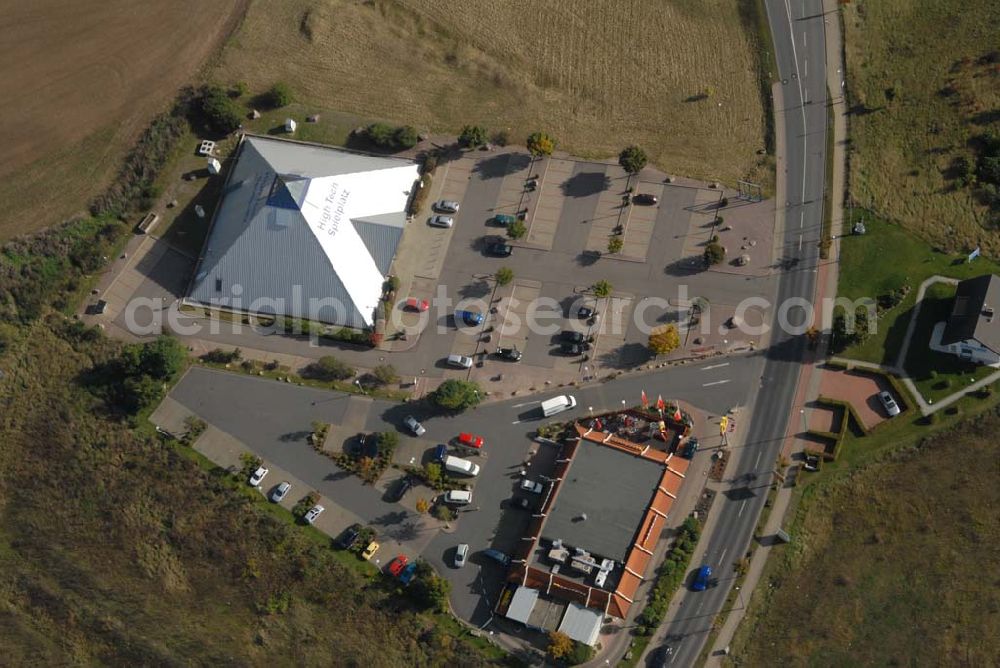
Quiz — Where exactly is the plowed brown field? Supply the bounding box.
[0,0,247,240]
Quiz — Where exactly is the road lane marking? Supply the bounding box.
[799,210,804,228]
[755,451,763,468]
[703,379,731,387]
[804,58,808,78]
[798,234,803,250]
[719,547,728,564]
[511,401,534,408]
[738,500,748,517]
[802,31,807,48]
[701,362,730,371]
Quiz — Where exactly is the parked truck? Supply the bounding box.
[444,455,480,477]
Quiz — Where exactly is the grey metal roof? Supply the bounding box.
[505,586,539,624]
[542,441,663,563]
[942,274,1000,354]
[558,602,603,646]
[188,135,419,328]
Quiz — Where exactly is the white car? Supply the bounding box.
[520,479,544,494]
[434,200,460,213]
[877,391,900,417]
[404,415,426,436]
[249,466,269,487]
[270,481,291,503]
[455,543,470,567]
[304,505,325,524]
[429,215,454,228]
[443,489,472,506]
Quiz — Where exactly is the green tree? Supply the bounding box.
[526,131,556,158]
[125,335,186,380]
[372,364,399,386]
[495,267,514,286]
[431,379,482,411]
[607,236,624,254]
[198,84,242,134]
[410,560,451,611]
[365,122,395,147]
[649,325,680,355]
[239,452,262,478]
[547,631,574,660]
[121,375,163,413]
[393,125,419,149]
[566,641,596,665]
[618,145,648,175]
[507,219,527,240]
[704,241,726,265]
[304,355,355,381]
[458,125,488,148]
[264,82,293,108]
[423,462,443,486]
[376,431,399,456]
[592,280,613,298]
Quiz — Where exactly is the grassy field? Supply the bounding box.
[0,320,502,666]
[842,0,1000,253]
[212,0,772,187]
[729,404,1000,665]
[836,209,1000,367]
[0,0,247,241]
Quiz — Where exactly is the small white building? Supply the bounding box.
[284,118,297,133]
[207,158,222,175]
[198,140,216,156]
[933,274,1000,367]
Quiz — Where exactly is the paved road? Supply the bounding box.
[653,1,830,665]
[170,356,761,626]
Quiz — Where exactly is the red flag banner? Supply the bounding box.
[641,390,649,408]
[656,395,666,411]
[673,405,682,422]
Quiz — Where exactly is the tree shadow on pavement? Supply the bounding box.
[561,170,611,198]
[473,152,531,180]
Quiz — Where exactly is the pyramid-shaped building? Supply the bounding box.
[187,135,420,329]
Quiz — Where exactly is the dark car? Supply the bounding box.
[681,437,699,459]
[577,305,596,319]
[561,330,586,343]
[388,476,415,502]
[335,524,362,550]
[495,347,522,362]
[691,565,712,591]
[509,497,532,512]
[559,342,586,355]
[433,443,448,462]
[481,548,511,567]
[487,241,513,257]
[633,193,659,205]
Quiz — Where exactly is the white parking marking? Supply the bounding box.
[701,362,730,371]
[703,379,731,387]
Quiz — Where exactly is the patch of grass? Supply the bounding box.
[843,0,1000,254]
[729,404,1000,665]
[836,209,1000,365]
[213,0,771,187]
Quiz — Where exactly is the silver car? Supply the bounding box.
[270,481,291,503]
[877,391,900,417]
[404,415,426,436]
[434,200,460,213]
[455,543,469,567]
[429,215,454,228]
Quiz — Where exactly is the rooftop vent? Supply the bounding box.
[984,306,995,322]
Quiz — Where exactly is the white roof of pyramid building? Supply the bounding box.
[187,135,420,328]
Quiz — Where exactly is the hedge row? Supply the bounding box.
[635,516,701,634]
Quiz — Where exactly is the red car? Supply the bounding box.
[405,297,429,312]
[457,432,484,449]
[388,554,409,577]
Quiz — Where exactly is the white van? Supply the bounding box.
[444,455,480,477]
[446,353,474,369]
[540,394,577,417]
[443,489,472,505]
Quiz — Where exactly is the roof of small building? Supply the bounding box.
[942,274,1000,354]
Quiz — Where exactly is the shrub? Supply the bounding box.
[458,125,488,148]
[704,241,726,265]
[495,267,514,286]
[430,379,482,411]
[607,236,624,254]
[199,84,242,135]
[372,364,399,386]
[526,131,556,157]
[507,219,527,240]
[201,347,242,364]
[566,641,595,665]
[303,356,355,381]
[649,325,680,355]
[592,280,613,298]
[292,491,320,520]
[431,504,456,521]
[547,631,573,661]
[385,275,401,293]
[263,82,293,108]
[393,125,419,149]
[491,130,510,147]
[409,560,451,611]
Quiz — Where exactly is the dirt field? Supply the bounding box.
[0,0,248,241]
[212,0,769,186]
[843,0,1000,253]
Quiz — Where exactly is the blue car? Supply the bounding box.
[433,444,448,463]
[398,561,417,585]
[691,565,712,591]
[455,309,484,327]
[482,548,511,567]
